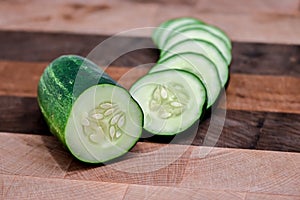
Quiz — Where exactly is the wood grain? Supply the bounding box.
[0,31,299,77]
[2,174,128,200]
[0,0,300,44]
[1,133,299,197]
[2,174,297,200]
[1,59,299,113]
[231,42,300,77]
[227,74,300,114]
[0,30,158,64]
[1,95,299,152]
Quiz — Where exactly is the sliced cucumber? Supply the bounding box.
[149,53,221,108]
[152,17,204,49]
[38,55,143,163]
[170,23,232,49]
[159,39,228,87]
[162,28,232,65]
[130,69,207,135]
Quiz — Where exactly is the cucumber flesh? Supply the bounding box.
[66,84,143,163]
[170,23,232,49]
[162,28,232,65]
[38,55,143,163]
[159,39,228,87]
[149,53,221,108]
[153,17,204,49]
[130,69,207,135]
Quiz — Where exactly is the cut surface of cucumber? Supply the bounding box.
[66,84,143,163]
[38,55,143,163]
[159,39,228,87]
[150,52,221,108]
[162,28,232,65]
[152,17,204,49]
[170,23,232,49]
[130,69,206,135]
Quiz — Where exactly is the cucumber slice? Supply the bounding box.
[38,55,143,163]
[170,23,232,49]
[159,39,228,87]
[162,28,232,65]
[149,53,221,108]
[130,69,207,136]
[152,17,204,49]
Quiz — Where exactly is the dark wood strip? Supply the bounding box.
[0,30,299,76]
[0,96,50,134]
[1,96,299,152]
[0,30,158,67]
[231,42,300,76]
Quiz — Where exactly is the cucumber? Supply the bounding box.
[170,23,232,49]
[38,55,143,163]
[152,17,204,49]
[162,28,232,65]
[149,52,221,108]
[130,69,207,135]
[159,39,229,87]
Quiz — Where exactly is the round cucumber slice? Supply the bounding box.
[170,23,232,49]
[149,52,221,108]
[38,55,143,163]
[162,28,232,65]
[159,39,229,87]
[66,84,143,163]
[130,69,207,136]
[152,17,204,49]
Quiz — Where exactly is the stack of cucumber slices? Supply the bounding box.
[130,17,232,136]
[37,17,231,164]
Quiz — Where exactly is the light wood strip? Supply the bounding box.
[1,61,299,114]
[1,133,299,196]
[2,174,298,200]
[2,174,128,200]
[0,0,300,44]
[194,0,299,15]
[0,174,297,200]
[124,184,246,200]
[0,132,72,178]
[245,193,298,200]
[125,184,300,200]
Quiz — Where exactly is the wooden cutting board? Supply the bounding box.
[1,1,300,199]
[0,30,299,200]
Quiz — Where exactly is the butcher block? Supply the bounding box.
[0,0,300,199]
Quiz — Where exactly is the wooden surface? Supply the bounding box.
[1,0,300,199]
[0,0,300,44]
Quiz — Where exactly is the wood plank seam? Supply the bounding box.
[121,185,130,200]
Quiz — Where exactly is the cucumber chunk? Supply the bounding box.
[162,28,232,65]
[160,39,229,87]
[38,55,143,163]
[152,17,204,49]
[130,69,207,136]
[150,52,221,108]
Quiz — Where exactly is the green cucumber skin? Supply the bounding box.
[152,17,205,47]
[37,55,117,146]
[162,27,232,65]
